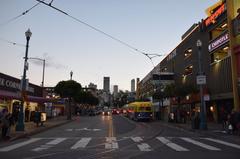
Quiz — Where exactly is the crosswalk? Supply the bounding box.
[0,136,240,152]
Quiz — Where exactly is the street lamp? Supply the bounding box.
[196,39,207,130]
[28,57,45,88]
[70,70,73,80]
[16,28,32,131]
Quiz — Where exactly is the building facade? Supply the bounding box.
[137,0,240,123]
[131,79,135,92]
[103,77,110,92]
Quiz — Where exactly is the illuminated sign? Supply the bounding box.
[208,32,229,52]
[205,3,226,27]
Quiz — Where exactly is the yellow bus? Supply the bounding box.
[128,102,153,121]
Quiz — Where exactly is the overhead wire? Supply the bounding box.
[0,1,42,27]
[35,0,164,67]
[0,37,25,47]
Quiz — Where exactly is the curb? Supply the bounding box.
[9,120,73,142]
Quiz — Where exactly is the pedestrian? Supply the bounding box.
[1,110,11,140]
[34,109,41,127]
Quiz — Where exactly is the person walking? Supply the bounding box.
[1,110,10,140]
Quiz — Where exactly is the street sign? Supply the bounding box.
[196,75,206,85]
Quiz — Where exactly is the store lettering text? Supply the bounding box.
[208,33,229,52]
[205,3,226,27]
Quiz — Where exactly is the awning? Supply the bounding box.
[0,90,50,103]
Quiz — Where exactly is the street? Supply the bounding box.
[0,115,239,159]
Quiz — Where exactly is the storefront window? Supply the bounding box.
[210,45,229,63]
[209,22,228,41]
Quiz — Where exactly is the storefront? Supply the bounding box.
[0,72,49,121]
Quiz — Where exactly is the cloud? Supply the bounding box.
[29,53,68,70]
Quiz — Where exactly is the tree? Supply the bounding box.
[55,80,82,120]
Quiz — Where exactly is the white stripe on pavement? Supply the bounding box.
[0,138,42,152]
[156,137,189,151]
[46,138,67,145]
[131,137,143,143]
[181,137,220,151]
[137,143,152,152]
[71,138,91,149]
[32,138,67,152]
[204,138,240,149]
[105,137,118,149]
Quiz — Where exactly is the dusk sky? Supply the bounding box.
[0,0,218,91]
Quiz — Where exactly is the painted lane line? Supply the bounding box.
[204,138,240,149]
[137,143,152,152]
[131,137,143,143]
[156,137,189,152]
[0,138,42,152]
[71,138,91,149]
[181,137,220,151]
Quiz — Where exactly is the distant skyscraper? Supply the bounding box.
[103,77,110,92]
[113,85,118,99]
[131,79,135,92]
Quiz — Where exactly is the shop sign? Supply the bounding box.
[0,77,34,93]
[205,3,226,27]
[208,33,229,52]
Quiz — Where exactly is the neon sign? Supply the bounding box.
[205,3,226,27]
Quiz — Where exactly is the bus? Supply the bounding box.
[127,102,153,121]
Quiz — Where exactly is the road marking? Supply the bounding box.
[71,138,91,149]
[137,143,152,151]
[156,137,189,151]
[105,137,118,149]
[32,138,67,152]
[204,138,240,149]
[46,138,67,145]
[181,137,220,151]
[131,137,143,143]
[0,138,42,152]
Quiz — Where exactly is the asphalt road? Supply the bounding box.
[0,115,239,159]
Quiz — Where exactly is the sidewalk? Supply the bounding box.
[0,116,72,142]
[156,120,240,142]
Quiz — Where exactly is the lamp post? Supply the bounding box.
[196,39,207,130]
[28,57,45,88]
[16,29,32,131]
[70,70,73,80]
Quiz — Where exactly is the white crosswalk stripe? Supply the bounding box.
[105,137,119,149]
[131,137,152,151]
[0,138,42,152]
[0,136,239,152]
[204,138,240,149]
[156,137,189,151]
[32,138,67,152]
[180,137,221,151]
[71,138,91,149]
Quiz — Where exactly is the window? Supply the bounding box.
[183,65,193,76]
[210,45,229,63]
[184,48,192,59]
[209,22,228,41]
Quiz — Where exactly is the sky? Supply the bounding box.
[0,0,219,91]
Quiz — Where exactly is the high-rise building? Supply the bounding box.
[103,77,110,92]
[113,85,118,99]
[131,79,135,92]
